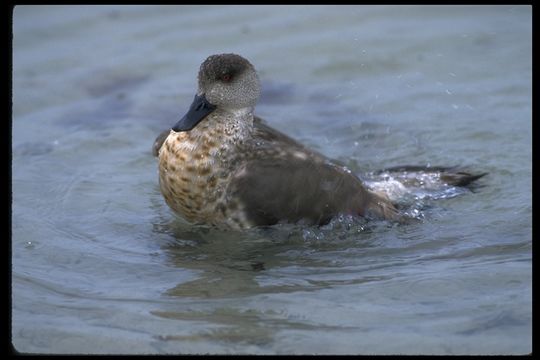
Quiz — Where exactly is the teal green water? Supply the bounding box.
[12,5,531,354]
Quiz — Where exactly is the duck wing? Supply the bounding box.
[152,129,170,157]
[227,120,400,226]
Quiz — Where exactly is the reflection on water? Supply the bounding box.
[157,218,384,299]
[12,5,531,355]
[149,217,397,349]
[147,210,531,353]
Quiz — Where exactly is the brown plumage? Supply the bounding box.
[154,54,485,229]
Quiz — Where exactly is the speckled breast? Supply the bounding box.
[158,130,224,225]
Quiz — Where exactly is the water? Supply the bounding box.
[12,5,531,354]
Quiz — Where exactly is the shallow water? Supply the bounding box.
[12,5,531,355]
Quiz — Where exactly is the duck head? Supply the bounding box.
[172,53,261,132]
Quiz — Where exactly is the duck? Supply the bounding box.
[153,53,486,229]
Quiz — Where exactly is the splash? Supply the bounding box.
[363,169,471,220]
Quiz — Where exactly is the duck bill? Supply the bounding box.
[172,94,217,132]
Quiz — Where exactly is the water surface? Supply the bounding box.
[12,5,531,354]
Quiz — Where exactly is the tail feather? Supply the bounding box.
[363,165,488,224]
[440,171,488,187]
[376,165,488,188]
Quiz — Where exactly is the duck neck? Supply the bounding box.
[204,107,255,142]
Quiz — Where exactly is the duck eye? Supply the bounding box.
[220,74,232,82]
